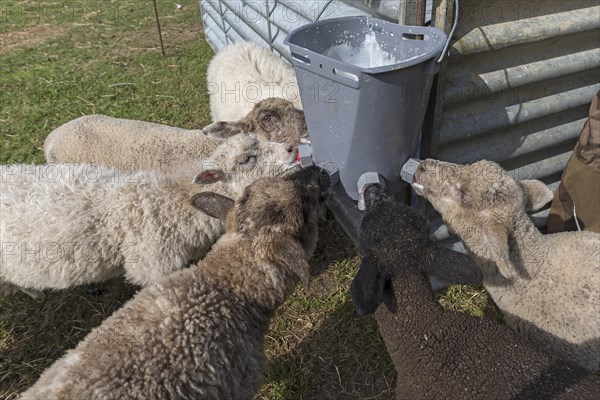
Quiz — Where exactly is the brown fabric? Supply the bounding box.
[547,152,600,232]
[547,91,600,233]
[576,91,600,169]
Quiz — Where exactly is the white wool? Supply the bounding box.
[1,135,297,295]
[207,42,302,122]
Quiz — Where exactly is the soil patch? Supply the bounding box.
[0,24,67,55]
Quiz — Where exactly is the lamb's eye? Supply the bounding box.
[262,115,271,122]
[240,155,257,166]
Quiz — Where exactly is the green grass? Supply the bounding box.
[0,2,500,399]
[0,279,139,397]
[0,0,212,164]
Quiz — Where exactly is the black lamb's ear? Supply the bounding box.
[281,242,311,290]
[427,244,483,285]
[350,260,387,315]
[190,192,234,220]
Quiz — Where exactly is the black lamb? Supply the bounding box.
[350,184,599,399]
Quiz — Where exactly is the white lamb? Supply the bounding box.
[0,134,298,297]
[207,41,301,122]
[44,97,307,176]
[44,114,221,174]
[413,158,600,370]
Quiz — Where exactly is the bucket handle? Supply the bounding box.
[289,49,363,89]
[436,0,459,64]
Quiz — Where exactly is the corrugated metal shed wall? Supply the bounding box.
[424,0,600,230]
[200,0,397,62]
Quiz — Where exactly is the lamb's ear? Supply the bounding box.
[427,244,482,285]
[520,180,553,212]
[193,169,225,185]
[202,121,251,138]
[281,242,310,290]
[190,192,234,220]
[350,260,387,315]
[481,223,514,279]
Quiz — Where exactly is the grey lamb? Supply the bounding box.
[20,166,329,400]
[1,134,297,297]
[44,98,308,174]
[351,184,599,399]
[413,158,600,370]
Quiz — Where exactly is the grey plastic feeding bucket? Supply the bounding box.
[284,16,447,204]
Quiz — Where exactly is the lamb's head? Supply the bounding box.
[202,98,309,146]
[413,159,553,279]
[190,166,329,288]
[351,183,481,315]
[233,166,328,245]
[285,165,331,257]
[359,184,431,268]
[193,133,299,198]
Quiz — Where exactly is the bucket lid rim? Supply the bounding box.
[284,15,448,44]
[284,16,447,73]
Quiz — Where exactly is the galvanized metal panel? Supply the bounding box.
[452,2,600,55]
[438,69,600,145]
[432,0,600,158]
[422,0,600,237]
[444,30,600,103]
[219,0,271,44]
[199,0,398,62]
[437,106,588,162]
[201,0,228,49]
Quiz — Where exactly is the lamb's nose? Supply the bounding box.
[286,144,294,153]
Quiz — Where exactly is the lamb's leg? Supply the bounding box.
[20,288,46,301]
[0,280,45,300]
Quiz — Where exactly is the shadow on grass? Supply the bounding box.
[309,215,358,279]
[258,216,509,400]
[258,216,396,400]
[262,301,396,400]
[0,278,138,398]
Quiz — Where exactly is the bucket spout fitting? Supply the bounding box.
[319,161,340,187]
[400,158,422,184]
[298,143,314,168]
[357,172,386,211]
[298,143,340,188]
